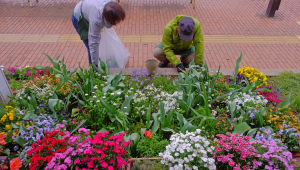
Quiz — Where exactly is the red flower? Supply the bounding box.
[144,130,152,138]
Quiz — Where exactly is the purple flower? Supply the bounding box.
[250,112,255,119]
[14,146,19,151]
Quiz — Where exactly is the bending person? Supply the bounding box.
[153,15,204,72]
[72,0,126,68]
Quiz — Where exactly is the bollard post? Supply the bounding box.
[266,0,282,17]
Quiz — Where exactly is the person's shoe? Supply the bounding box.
[183,63,189,68]
[158,61,170,68]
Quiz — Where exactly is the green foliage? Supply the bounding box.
[9,79,22,91]
[136,134,169,158]
[268,71,300,112]
[131,159,167,170]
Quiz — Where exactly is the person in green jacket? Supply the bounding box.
[153,15,204,72]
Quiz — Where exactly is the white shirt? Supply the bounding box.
[74,0,115,65]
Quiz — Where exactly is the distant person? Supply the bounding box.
[72,0,126,68]
[153,15,204,72]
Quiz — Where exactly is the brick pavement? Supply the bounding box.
[0,0,300,69]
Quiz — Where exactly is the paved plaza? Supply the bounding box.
[0,0,300,69]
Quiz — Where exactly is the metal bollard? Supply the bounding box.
[266,0,282,17]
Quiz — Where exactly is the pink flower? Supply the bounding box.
[108,166,113,170]
[229,160,236,166]
[57,124,65,128]
[101,162,108,168]
[226,132,231,136]
[109,159,114,164]
[217,148,222,152]
[78,128,88,133]
[87,161,94,168]
[123,141,132,147]
[74,159,80,164]
[64,156,71,164]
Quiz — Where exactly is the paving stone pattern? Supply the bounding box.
[0,0,300,69]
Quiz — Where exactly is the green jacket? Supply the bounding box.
[162,15,204,66]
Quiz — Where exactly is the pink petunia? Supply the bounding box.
[101,162,108,168]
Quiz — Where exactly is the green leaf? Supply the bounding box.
[210,87,244,103]
[181,120,194,133]
[151,113,160,134]
[161,110,173,128]
[71,108,79,117]
[100,98,117,114]
[146,105,152,129]
[247,128,258,137]
[14,134,26,148]
[130,133,140,146]
[121,95,134,114]
[140,128,146,138]
[159,101,165,125]
[48,99,59,112]
[1,148,10,156]
[162,127,175,133]
[70,120,86,135]
[233,51,242,83]
[176,111,184,128]
[276,93,292,110]
[11,123,19,129]
[232,122,251,135]
[229,102,236,118]
[112,72,123,87]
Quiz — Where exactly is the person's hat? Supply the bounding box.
[178,17,195,41]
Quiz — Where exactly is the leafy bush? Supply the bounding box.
[136,134,168,158]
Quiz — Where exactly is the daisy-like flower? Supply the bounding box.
[96,100,100,102]
[101,84,104,86]
[104,93,107,95]
[85,94,88,96]
[113,103,117,106]
[103,97,106,99]
[111,93,114,95]
[93,96,96,98]
[177,108,180,110]
[117,92,121,95]
[124,107,127,109]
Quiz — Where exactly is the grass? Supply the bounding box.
[268,71,300,113]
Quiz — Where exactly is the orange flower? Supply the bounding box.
[144,130,152,138]
[10,158,22,170]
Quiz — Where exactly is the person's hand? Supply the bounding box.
[176,63,186,73]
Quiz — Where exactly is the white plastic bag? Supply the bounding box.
[98,27,130,68]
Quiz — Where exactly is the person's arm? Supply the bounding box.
[162,28,181,67]
[88,21,103,65]
[193,24,204,66]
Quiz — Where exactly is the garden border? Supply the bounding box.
[2,66,300,76]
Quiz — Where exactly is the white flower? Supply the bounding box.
[124,107,127,109]
[101,84,104,86]
[125,112,129,115]
[28,96,31,100]
[93,96,96,98]
[111,93,114,95]
[113,103,117,106]
[104,93,106,95]
[117,92,121,95]
[90,101,93,103]
[85,94,88,96]
[96,100,100,102]
[94,86,97,89]
[103,97,105,99]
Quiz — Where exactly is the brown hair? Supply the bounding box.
[103,2,126,25]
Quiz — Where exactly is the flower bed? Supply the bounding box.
[0,53,299,170]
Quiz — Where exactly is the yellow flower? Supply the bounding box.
[9,116,14,121]
[26,125,29,128]
[16,122,20,125]
[5,125,11,130]
[13,132,16,135]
